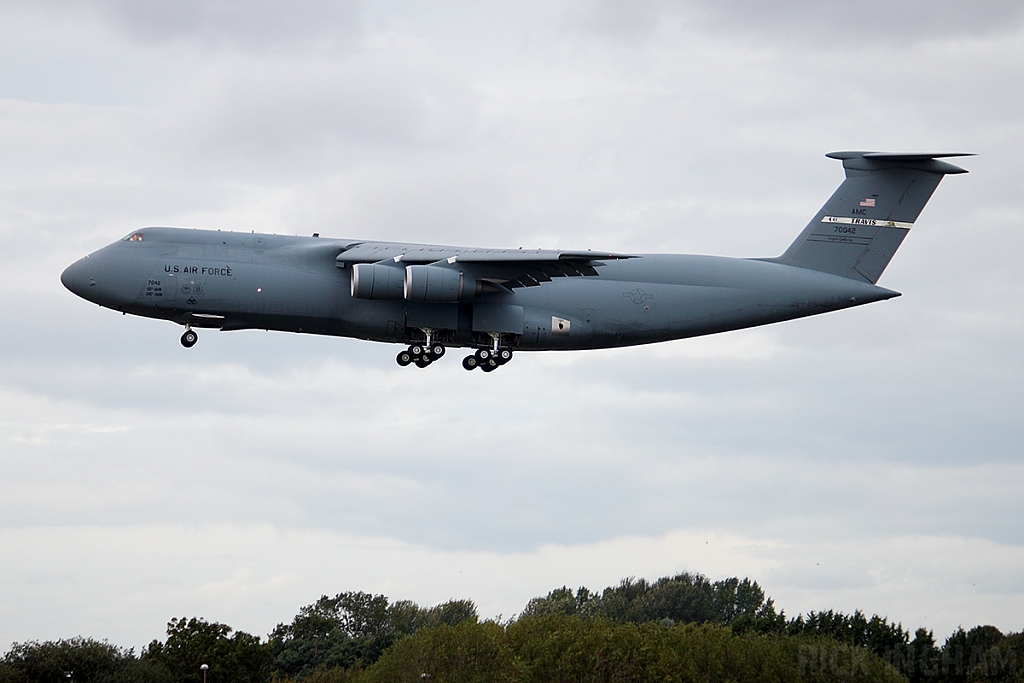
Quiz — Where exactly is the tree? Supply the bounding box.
[785,610,908,657]
[268,592,478,679]
[360,621,514,683]
[142,617,268,683]
[0,637,170,683]
[942,625,1018,682]
[904,627,940,683]
[519,587,595,619]
[519,572,780,630]
[972,631,1024,682]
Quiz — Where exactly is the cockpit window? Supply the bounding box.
[123,232,145,242]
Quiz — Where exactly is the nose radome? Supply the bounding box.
[61,258,95,299]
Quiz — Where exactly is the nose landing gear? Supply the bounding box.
[180,327,198,348]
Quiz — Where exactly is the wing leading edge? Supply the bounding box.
[336,243,635,289]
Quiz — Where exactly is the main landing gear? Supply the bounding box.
[395,329,514,372]
[180,327,198,348]
[396,342,446,368]
[461,347,513,372]
[462,333,513,372]
[397,327,448,368]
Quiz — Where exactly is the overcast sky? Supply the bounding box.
[1,0,1023,651]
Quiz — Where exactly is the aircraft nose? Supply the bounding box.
[61,257,96,299]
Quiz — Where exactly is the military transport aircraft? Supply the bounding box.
[61,151,969,372]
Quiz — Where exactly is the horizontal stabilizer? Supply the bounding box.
[825,150,973,174]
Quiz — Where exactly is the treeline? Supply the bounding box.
[1,572,1021,683]
[521,575,1023,682]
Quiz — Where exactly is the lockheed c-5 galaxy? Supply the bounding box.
[62,151,968,372]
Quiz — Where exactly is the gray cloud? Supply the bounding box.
[696,0,1024,40]
[565,0,1024,43]
[61,0,364,51]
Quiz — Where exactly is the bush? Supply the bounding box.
[0,637,170,683]
[345,614,906,683]
[359,621,515,683]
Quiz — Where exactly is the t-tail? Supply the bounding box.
[772,151,971,283]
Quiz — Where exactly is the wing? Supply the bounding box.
[336,242,635,289]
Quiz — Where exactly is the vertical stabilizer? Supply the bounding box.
[773,152,970,283]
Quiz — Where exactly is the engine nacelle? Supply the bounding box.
[404,265,476,303]
[350,263,405,300]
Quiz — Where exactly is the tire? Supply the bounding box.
[497,349,513,364]
[430,344,446,359]
[481,360,497,372]
[415,358,431,368]
[410,344,424,357]
[181,330,198,348]
[476,348,491,362]
[397,351,412,366]
[462,355,478,371]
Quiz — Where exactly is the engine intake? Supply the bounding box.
[351,263,405,300]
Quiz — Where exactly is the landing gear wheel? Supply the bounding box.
[496,348,513,365]
[397,351,413,367]
[481,360,497,372]
[410,344,424,357]
[429,343,446,359]
[462,355,478,371]
[475,349,491,362]
[415,359,431,368]
[181,329,198,348]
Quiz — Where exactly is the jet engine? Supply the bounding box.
[350,263,405,300]
[404,265,477,303]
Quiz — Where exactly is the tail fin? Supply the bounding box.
[772,152,971,283]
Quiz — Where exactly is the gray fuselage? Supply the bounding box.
[60,227,898,352]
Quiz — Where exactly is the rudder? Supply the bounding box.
[773,152,970,283]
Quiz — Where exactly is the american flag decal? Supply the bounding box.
[860,198,876,207]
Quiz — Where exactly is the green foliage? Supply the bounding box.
[923,625,1024,683]
[786,610,909,658]
[349,615,905,683]
[518,587,592,618]
[273,667,366,683]
[788,635,909,683]
[520,572,782,632]
[773,610,1020,682]
[359,621,515,683]
[970,631,1023,682]
[93,658,174,683]
[0,637,170,683]
[267,592,478,679]
[508,615,786,683]
[5,571,1023,683]
[142,617,269,683]
[894,627,940,683]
